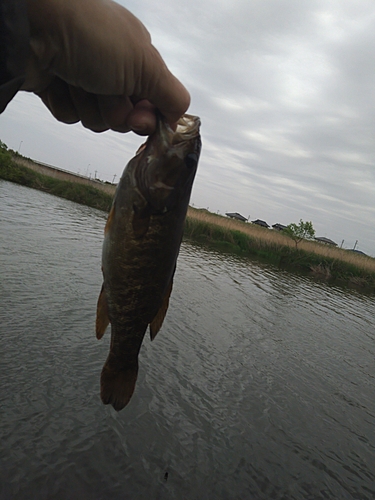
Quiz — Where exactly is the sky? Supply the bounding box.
[1,0,375,256]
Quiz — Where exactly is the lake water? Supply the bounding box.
[1,180,374,500]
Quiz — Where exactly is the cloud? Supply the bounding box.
[1,0,375,255]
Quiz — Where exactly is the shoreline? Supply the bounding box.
[0,150,114,212]
[1,149,375,294]
[184,207,375,293]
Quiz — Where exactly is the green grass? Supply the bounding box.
[184,210,375,293]
[0,157,113,212]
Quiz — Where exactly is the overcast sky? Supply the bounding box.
[1,0,375,255]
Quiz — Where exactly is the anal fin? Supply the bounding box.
[96,284,110,339]
[149,277,174,341]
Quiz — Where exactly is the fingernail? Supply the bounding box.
[131,125,150,136]
[131,123,146,132]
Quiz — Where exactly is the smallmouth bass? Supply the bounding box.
[96,114,201,411]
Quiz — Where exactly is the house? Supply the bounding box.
[225,212,248,222]
[272,223,287,231]
[252,219,269,228]
[314,236,337,246]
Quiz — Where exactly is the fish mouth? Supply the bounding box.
[136,113,200,166]
[157,114,201,148]
[135,114,200,159]
[174,114,201,142]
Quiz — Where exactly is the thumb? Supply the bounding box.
[140,47,190,126]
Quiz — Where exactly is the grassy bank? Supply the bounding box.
[0,150,113,212]
[185,207,375,292]
[1,145,375,293]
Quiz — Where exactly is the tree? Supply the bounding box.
[284,219,315,249]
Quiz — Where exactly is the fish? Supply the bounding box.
[95,114,201,411]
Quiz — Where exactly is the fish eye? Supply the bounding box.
[185,153,198,169]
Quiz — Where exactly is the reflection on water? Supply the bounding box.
[1,181,374,499]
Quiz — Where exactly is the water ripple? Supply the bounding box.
[1,181,375,499]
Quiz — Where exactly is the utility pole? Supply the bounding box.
[18,140,23,153]
[94,170,97,180]
[353,240,358,251]
[112,174,117,184]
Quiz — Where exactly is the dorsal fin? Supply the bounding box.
[149,276,174,341]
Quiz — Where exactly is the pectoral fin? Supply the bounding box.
[96,284,110,339]
[149,277,174,341]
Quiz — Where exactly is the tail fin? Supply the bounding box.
[100,355,138,412]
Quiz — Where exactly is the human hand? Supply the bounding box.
[22,0,190,135]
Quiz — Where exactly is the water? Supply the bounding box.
[1,180,374,499]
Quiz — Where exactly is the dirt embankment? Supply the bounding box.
[12,156,117,196]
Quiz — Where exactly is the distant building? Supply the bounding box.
[314,236,337,246]
[272,223,287,231]
[225,212,248,222]
[252,219,269,228]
